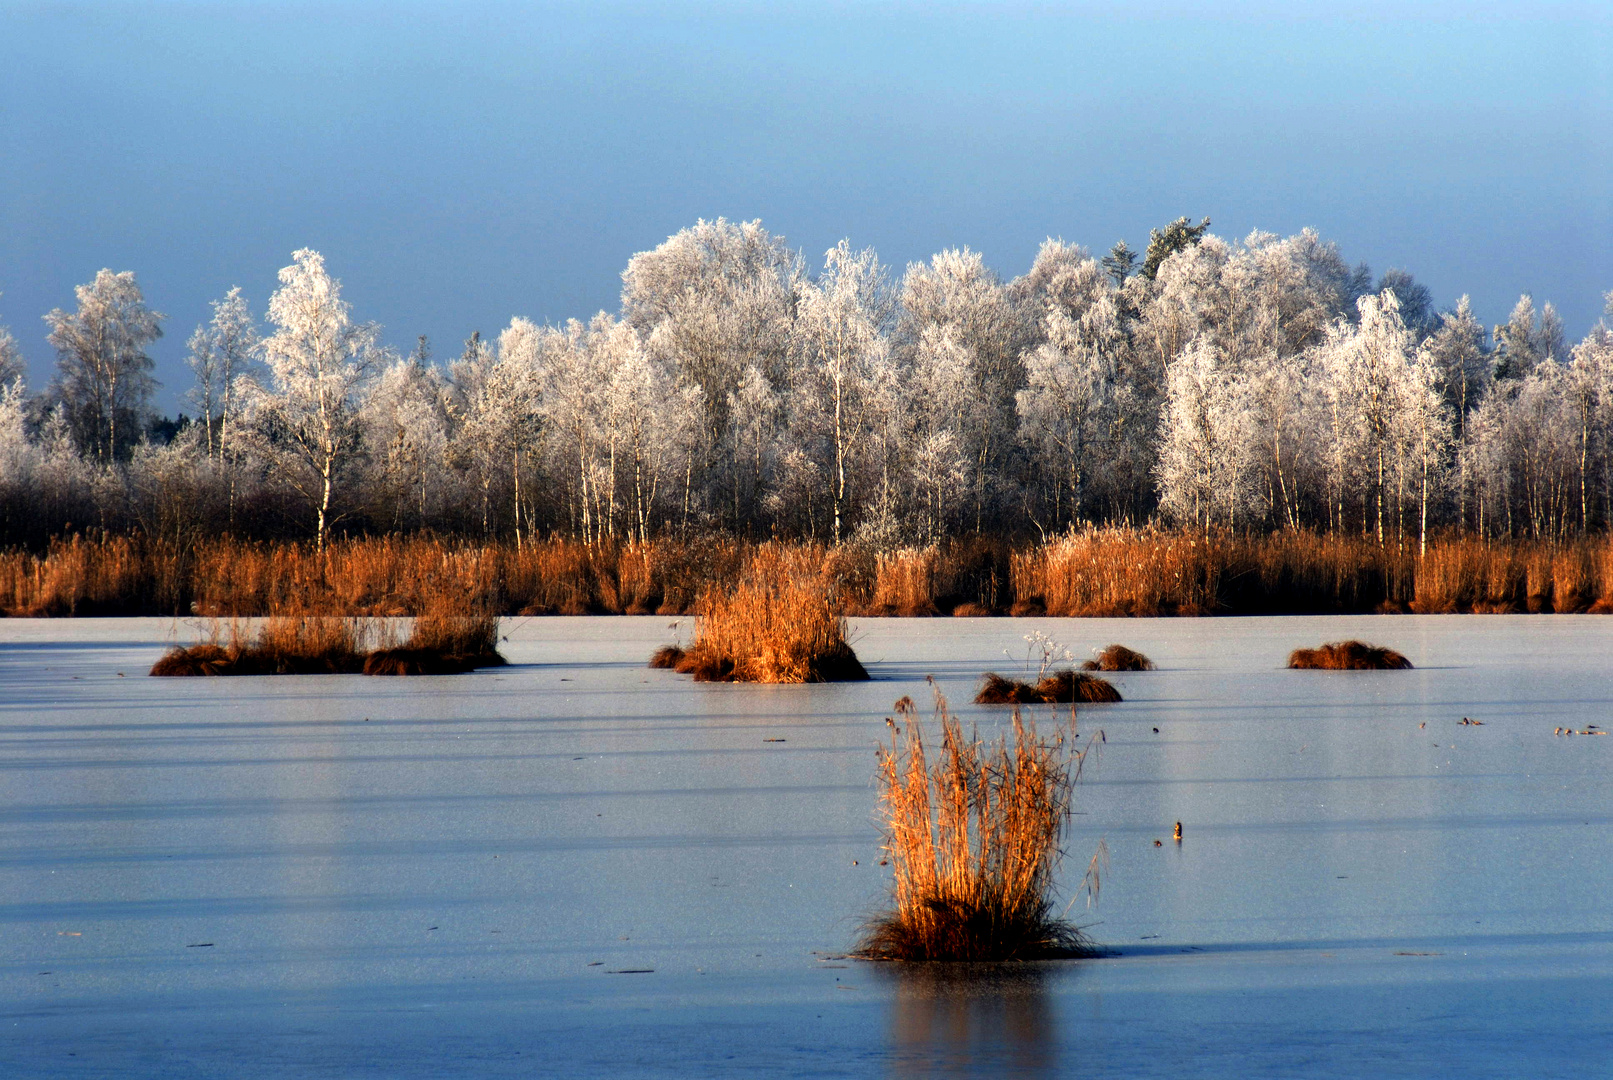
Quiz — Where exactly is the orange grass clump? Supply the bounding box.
[151,593,506,678]
[976,670,1121,705]
[656,549,867,682]
[362,605,506,676]
[1286,640,1412,670]
[647,645,685,669]
[1081,644,1154,672]
[857,692,1099,962]
[151,615,369,676]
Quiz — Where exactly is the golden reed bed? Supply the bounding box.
[6,530,1613,619]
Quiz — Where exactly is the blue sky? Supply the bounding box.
[2,1,1610,411]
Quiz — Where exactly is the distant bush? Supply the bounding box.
[1081,644,1155,672]
[1287,640,1412,670]
[976,670,1121,704]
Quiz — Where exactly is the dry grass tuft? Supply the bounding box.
[1080,644,1155,672]
[857,691,1098,962]
[648,645,686,669]
[149,642,233,677]
[657,547,867,683]
[363,604,506,676]
[151,591,505,678]
[1287,640,1412,670]
[151,615,368,676]
[975,670,1122,705]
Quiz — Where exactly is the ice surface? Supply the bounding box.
[3,614,1611,1077]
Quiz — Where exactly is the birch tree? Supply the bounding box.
[0,304,23,389]
[184,288,258,461]
[1566,324,1613,530]
[361,352,450,530]
[1155,337,1258,532]
[249,249,381,549]
[900,248,1027,529]
[904,326,976,539]
[621,218,799,529]
[1317,292,1416,542]
[43,270,164,461]
[794,240,894,543]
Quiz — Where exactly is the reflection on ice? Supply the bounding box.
[883,962,1064,1079]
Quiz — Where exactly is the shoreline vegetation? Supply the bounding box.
[9,529,1613,620]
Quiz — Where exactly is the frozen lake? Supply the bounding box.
[3,614,1612,1078]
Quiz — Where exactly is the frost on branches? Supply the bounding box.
[3,219,1612,548]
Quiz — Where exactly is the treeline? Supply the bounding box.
[1,218,1610,549]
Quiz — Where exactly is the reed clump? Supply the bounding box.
[647,645,685,669]
[654,547,868,683]
[975,671,1122,705]
[151,587,506,678]
[1286,640,1413,670]
[362,603,506,676]
[857,693,1096,962]
[151,615,369,676]
[1081,644,1154,672]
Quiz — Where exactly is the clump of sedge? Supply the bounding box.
[647,548,867,683]
[151,595,506,677]
[1287,640,1412,670]
[976,670,1121,705]
[648,645,685,669]
[1080,644,1155,672]
[857,690,1102,962]
[151,615,368,676]
[362,603,506,675]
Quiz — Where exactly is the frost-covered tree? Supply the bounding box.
[1155,337,1258,532]
[451,325,545,542]
[184,287,258,461]
[1394,344,1455,553]
[0,300,24,390]
[1315,292,1420,541]
[539,315,616,541]
[793,240,895,543]
[621,218,799,529]
[361,351,450,530]
[900,248,1027,529]
[904,326,975,539]
[1016,286,1126,526]
[600,324,691,543]
[1493,295,1566,381]
[245,249,381,548]
[1467,362,1580,538]
[1420,297,1489,427]
[43,269,164,461]
[1565,323,1613,530]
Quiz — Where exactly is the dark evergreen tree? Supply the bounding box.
[1140,217,1210,280]
[1101,240,1138,286]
